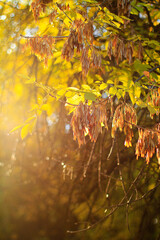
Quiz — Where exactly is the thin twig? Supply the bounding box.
[20,34,69,39]
[105,174,112,196]
[67,164,145,234]
[124,120,160,134]
[83,142,96,178]
[116,137,127,198]
[107,138,115,160]
[98,136,103,191]
[48,92,78,107]
[0,0,24,10]
[135,65,160,83]
[116,136,130,231]
[56,2,72,23]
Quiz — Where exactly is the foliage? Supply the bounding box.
[0,0,160,239]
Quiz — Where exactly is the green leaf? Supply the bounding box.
[136,99,147,108]
[121,16,131,21]
[130,8,139,15]
[134,5,143,12]
[117,89,124,99]
[84,92,96,101]
[112,21,121,28]
[147,40,160,47]
[134,60,150,73]
[113,14,124,24]
[127,80,134,89]
[148,105,156,115]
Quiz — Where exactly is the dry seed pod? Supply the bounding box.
[136,123,160,164]
[146,88,160,118]
[81,47,90,76]
[112,104,137,147]
[62,29,82,61]
[49,10,57,23]
[91,49,102,68]
[117,0,131,17]
[31,0,52,20]
[136,129,156,164]
[138,42,143,60]
[26,36,55,65]
[83,21,93,43]
[71,99,110,146]
[107,36,135,64]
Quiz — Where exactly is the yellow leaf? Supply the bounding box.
[63,17,71,28]
[21,120,37,140]
[76,12,85,21]
[9,124,23,134]
[82,84,91,90]
[25,78,35,84]
[25,116,36,123]
[21,124,30,140]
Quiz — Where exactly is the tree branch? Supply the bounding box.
[135,65,160,83]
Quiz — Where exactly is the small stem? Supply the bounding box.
[124,120,160,134]
[20,34,69,39]
[135,65,160,83]
[83,142,96,178]
[56,2,72,23]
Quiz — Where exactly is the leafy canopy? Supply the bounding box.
[1,0,160,238]
[6,0,160,164]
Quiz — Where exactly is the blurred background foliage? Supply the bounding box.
[0,0,160,239]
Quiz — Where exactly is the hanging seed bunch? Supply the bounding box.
[49,10,57,23]
[26,36,55,65]
[136,124,160,164]
[81,47,90,76]
[62,20,98,75]
[62,29,82,61]
[74,19,84,44]
[81,47,102,76]
[71,100,110,147]
[117,0,131,17]
[31,0,43,21]
[147,88,160,118]
[107,36,143,64]
[91,49,102,68]
[137,41,143,60]
[62,20,94,61]
[73,20,94,45]
[31,0,53,21]
[83,21,94,44]
[56,3,70,11]
[112,104,137,147]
